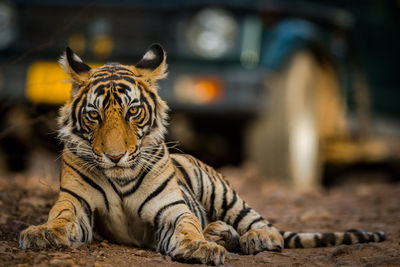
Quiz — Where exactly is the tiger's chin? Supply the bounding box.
[103,166,139,181]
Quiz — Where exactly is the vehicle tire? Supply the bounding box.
[246,50,344,189]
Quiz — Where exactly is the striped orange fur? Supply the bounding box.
[19,44,385,265]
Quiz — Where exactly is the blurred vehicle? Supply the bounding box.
[0,0,399,188]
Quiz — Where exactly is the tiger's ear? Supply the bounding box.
[59,47,91,93]
[134,43,167,84]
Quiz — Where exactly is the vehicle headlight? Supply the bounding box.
[185,8,238,59]
[0,1,17,50]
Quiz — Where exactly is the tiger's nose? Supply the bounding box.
[105,152,125,163]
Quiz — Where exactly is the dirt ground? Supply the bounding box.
[0,155,399,267]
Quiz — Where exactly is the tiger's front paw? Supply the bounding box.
[240,227,284,254]
[19,221,76,249]
[204,221,240,252]
[172,239,226,265]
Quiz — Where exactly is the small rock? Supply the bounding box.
[70,242,84,249]
[163,255,172,261]
[99,240,110,248]
[227,252,240,260]
[271,252,293,257]
[149,256,164,263]
[255,251,271,258]
[49,258,71,267]
[331,245,353,257]
[132,249,147,257]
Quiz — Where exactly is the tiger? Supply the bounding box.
[19,44,385,265]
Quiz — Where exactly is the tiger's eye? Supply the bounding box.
[88,111,99,119]
[128,107,141,117]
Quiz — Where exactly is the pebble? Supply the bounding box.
[331,245,353,257]
[163,255,172,261]
[148,256,164,263]
[99,240,110,248]
[70,242,84,249]
[49,258,74,267]
[132,249,147,257]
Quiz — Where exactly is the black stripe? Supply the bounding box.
[208,176,216,220]
[367,233,375,242]
[70,91,82,126]
[232,207,252,230]
[246,217,264,232]
[106,177,123,199]
[56,199,77,215]
[64,161,109,211]
[103,90,111,109]
[284,232,296,248]
[169,212,189,240]
[179,183,195,213]
[172,158,193,192]
[90,74,136,87]
[94,84,106,96]
[159,211,190,253]
[162,226,175,254]
[342,232,352,245]
[148,91,158,129]
[219,180,228,221]
[158,225,170,253]
[223,190,237,221]
[122,167,150,197]
[376,232,386,242]
[60,187,92,225]
[122,145,165,195]
[198,169,204,203]
[154,200,186,228]
[294,235,304,248]
[54,208,71,219]
[352,231,367,243]
[79,221,87,242]
[138,172,175,218]
[314,233,336,247]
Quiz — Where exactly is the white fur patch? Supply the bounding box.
[73,53,84,63]
[143,50,156,60]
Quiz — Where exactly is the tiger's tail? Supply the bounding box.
[279,229,386,248]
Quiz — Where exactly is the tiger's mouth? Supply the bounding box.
[103,164,139,180]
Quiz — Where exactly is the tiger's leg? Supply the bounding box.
[204,172,283,254]
[203,221,240,252]
[156,212,226,265]
[172,154,284,254]
[19,188,93,249]
[221,189,284,254]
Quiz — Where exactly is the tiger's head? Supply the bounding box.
[58,44,168,179]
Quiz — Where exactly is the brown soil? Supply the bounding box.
[0,159,399,267]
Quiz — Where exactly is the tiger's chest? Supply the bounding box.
[94,193,156,249]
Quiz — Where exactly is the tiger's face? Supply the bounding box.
[58,44,168,179]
